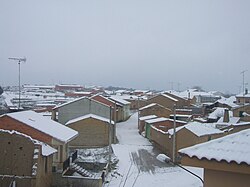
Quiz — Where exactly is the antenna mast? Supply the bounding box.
[8,57,26,110]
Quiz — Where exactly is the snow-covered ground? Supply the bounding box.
[105,112,203,187]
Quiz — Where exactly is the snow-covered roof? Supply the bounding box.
[56,84,83,87]
[179,128,250,165]
[145,117,168,124]
[232,103,250,110]
[177,89,220,100]
[71,91,92,94]
[53,96,87,109]
[168,122,223,137]
[109,96,131,105]
[236,92,250,98]
[4,110,78,143]
[90,94,123,107]
[161,94,178,102]
[193,117,207,123]
[90,94,115,103]
[151,125,168,134]
[41,143,58,156]
[2,92,15,107]
[139,103,157,111]
[216,116,240,124]
[0,129,57,156]
[208,108,232,119]
[215,96,238,108]
[23,84,55,89]
[139,115,157,121]
[66,114,114,125]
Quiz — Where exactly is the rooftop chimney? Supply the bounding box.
[223,109,229,123]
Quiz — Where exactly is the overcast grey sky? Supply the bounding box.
[0,0,249,93]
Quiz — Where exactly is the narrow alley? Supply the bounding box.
[104,112,203,187]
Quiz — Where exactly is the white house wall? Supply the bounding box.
[58,98,111,125]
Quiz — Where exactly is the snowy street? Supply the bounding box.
[104,112,203,187]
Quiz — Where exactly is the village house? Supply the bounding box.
[138,115,157,134]
[145,93,179,110]
[164,91,204,117]
[215,108,240,129]
[235,91,250,105]
[207,107,229,123]
[122,95,148,111]
[222,122,250,134]
[109,96,131,121]
[179,129,250,187]
[90,94,123,122]
[169,114,192,122]
[55,84,84,92]
[204,96,238,114]
[0,129,57,187]
[163,92,191,107]
[232,104,250,122]
[144,117,186,139]
[139,103,172,118]
[65,114,115,148]
[52,97,111,125]
[0,110,78,171]
[177,89,221,106]
[65,91,93,98]
[150,122,223,160]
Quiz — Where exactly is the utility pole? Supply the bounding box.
[8,57,26,110]
[113,102,117,143]
[137,96,140,129]
[172,104,176,163]
[241,70,248,105]
[108,106,112,171]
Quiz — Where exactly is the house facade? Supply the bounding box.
[65,114,115,148]
[146,94,178,110]
[52,97,111,125]
[90,94,124,122]
[0,129,56,187]
[179,129,250,187]
[163,92,191,107]
[138,115,157,134]
[0,111,78,170]
[232,104,250,122]
[145,118,186,139]
[235,92,250,105]
[109,96,131,121]
[151,122,223,160]
[139,103,172,118]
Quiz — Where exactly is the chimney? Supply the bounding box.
[245,88,248,95]
[223,109,229,123]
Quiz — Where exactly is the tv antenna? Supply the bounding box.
[8,57,27,110]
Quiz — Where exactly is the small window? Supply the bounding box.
[239,111,244,117]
